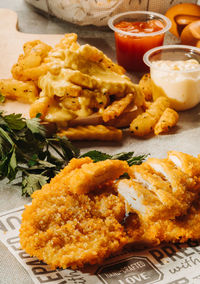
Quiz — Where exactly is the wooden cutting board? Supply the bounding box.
[0,9,63,79]
[0,9,63,118]
[0,9,138,125]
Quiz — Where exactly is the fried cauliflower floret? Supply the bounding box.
[20,188,126,269]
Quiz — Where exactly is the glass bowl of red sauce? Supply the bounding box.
[108,11,171,72]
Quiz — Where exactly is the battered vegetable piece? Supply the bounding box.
[20,158,127,268]
[130,96,170,136]
[102,93,134,122]
[0,79,38,104]
[139,73,152,101]
[58,125,122,141]
[154,108,179,135]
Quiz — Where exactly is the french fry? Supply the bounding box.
[130,96,170,137]
[29,97,52,119]
[105,106,144,128]
[0,79,38,104]
[102,93,134,122]
[147,97,170,120]
[58,125,122,141]
[11,40,51,82]
[139,73,152,101]
[12,63,49,82]
[23,40,52,57]
[154,108,179,135]
[55,33,79,50]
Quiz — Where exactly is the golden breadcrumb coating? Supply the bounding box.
[168,151,200,177]
[20,190,126,269]
[63,159,129,194]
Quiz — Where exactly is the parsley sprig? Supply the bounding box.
[0,112,79,196]
[81,150,148,166]
[0,112,147,196]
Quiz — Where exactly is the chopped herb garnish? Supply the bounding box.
[0,112,148,196]
[0,93,5,103]
[0,111,80,196]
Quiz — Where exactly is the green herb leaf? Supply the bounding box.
[81,150,111,162]
[4,113,26,130]
[127,154,149,166]
[81,150,147,166]
[26,117,45,135]
[22,174,49,196]
[111,152,135,161]
[0,93,5,103]
[7,148,17,180]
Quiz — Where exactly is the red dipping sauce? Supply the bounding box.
[108,12,171,72]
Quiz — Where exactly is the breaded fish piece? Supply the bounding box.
[160,199,200,243]
[64,159,129,194]
[117,153,200,223]
[34,157,128,195]
[20,157,128,269]
[144,158,197,195]
[20,151,200,270]
[20,189,126,269]
[168,151,200,177]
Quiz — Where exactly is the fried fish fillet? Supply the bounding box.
[20,151,200,269]
[118,155,199,222]
[20,158,128,268]
[117,151,200,245]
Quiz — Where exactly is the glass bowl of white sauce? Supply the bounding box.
[143,45,200,111]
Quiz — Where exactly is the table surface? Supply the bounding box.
[1,1,200,284]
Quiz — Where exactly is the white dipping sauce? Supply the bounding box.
[151,59,200,111]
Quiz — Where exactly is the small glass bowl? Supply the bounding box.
[108,11,171,72]
[143,44,200,70]
[143,45,200,111]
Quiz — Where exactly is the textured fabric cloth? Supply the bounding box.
[25,0,198,26]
